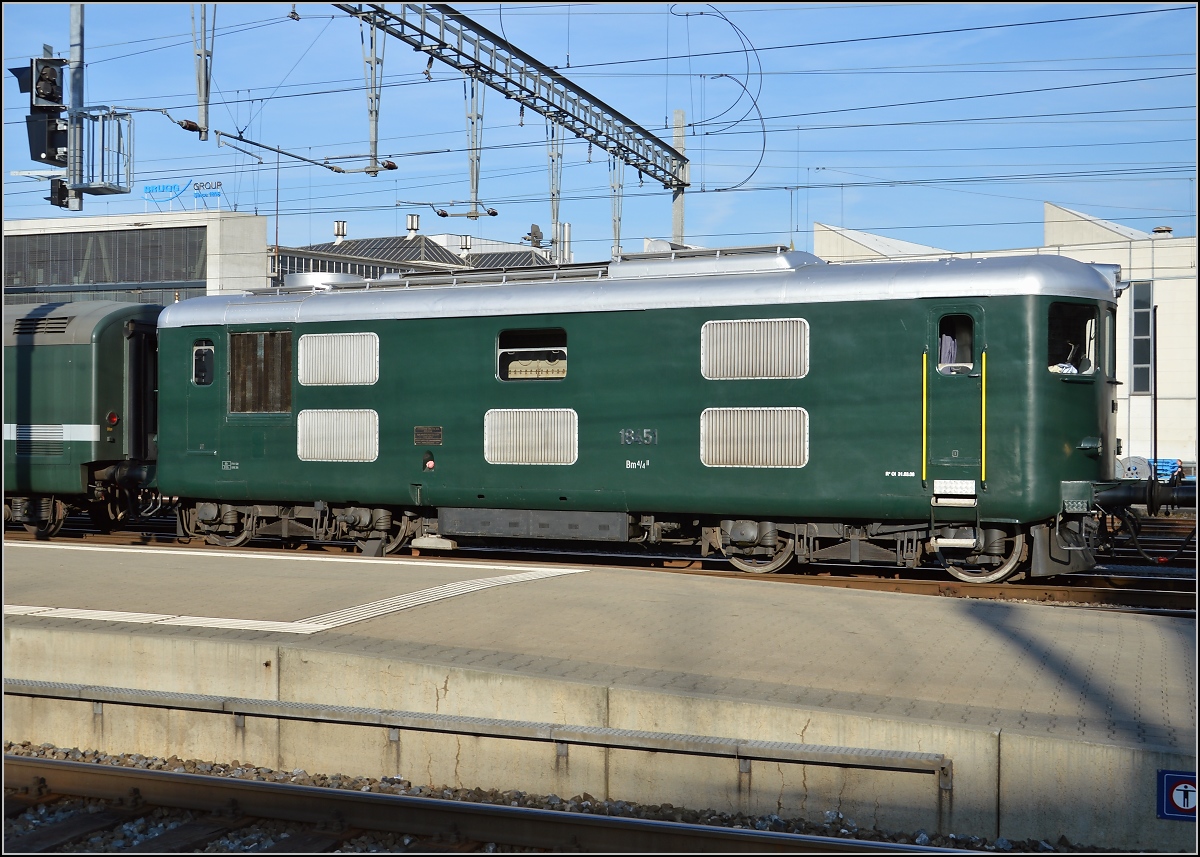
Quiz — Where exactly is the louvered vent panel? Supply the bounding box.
[13,317,70,336]
[701,318,808,380]
[13,424,65,457]
[484,409,578,465]
[298,332,379,385]
[297,410,379,462]
[700,408,808,468]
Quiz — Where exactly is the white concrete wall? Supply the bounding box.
[5,625,1194,851]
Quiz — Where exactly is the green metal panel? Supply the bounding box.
[4,342,88,494]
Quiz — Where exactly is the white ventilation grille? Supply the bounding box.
[701,318,809,380]
[297,409,379,462]
[6,424,65,457]
[484,409,578,465]
[298,332,379,386]
[700,407,809,468]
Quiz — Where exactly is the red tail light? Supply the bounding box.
[106,411,119,426]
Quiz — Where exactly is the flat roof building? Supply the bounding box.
[3,209,270,305]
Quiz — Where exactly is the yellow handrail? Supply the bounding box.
[922,350,928,484]
[981,350,987,484]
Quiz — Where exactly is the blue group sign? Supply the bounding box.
[1157,770,1197,821]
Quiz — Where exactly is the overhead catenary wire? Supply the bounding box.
[3,5,1192,253]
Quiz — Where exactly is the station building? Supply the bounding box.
[813,202,1197,469]
[2,210,269,305]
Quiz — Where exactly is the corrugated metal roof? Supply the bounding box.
[467,250,552,269]
[301,235,464,267]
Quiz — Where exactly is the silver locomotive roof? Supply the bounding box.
[159,250,1117,330]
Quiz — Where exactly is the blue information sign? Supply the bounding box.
[1157,770,1197,821]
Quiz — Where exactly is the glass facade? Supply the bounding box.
[1129,281,1153,394]
[3,227,206,292]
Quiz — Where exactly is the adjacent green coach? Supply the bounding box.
[4,300,161,536]
[154,248,1151,581]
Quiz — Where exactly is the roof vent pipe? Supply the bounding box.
[334,220,347,244]
[1151,225,1173,237]
[406,214,420,239]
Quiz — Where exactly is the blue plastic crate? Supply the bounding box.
[1149,458,1182,479]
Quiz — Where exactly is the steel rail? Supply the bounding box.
[658,569,1196,613]
[3,755,955,854]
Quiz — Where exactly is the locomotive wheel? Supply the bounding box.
[23,499,66,540]
[353,518,414,555]
[206,529,253,548]
[944,531,1026,584]
[728,537,796,573]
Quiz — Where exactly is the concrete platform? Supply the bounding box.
[3,541,1195,850]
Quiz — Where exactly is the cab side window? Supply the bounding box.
[937,315,974,375]
[498,328,567,381]
[192,340,214,386]
[1047,303,1096,375]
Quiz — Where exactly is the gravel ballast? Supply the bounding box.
[4,740,1121,852]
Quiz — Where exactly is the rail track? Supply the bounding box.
[3,755,950,854]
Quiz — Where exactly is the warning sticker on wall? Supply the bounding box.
[1157,770,1197,821]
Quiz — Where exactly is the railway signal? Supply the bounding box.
[10,58,69,169]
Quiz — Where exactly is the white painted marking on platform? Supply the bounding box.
[154,616,332,634]
[8,607,176,623]
[300,568,587,626]
[4,564,589,634]
[5,542,590,574]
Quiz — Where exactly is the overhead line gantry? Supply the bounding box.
[333,2,689,256]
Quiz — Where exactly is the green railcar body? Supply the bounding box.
[156,253,1117,539]
[4,301,161,495]
[4,300,161,536]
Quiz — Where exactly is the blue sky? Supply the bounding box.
[3,3,1196,261]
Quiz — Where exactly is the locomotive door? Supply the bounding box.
[185,335,220,455]
[925,306,985,490]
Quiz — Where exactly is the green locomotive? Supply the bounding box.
[139,246,1184,581]
[4,300,161,536]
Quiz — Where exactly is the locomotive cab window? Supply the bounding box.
[498,328,567,381]
[192,340,214,386]
[229,331,293,413]
[1047,303,1096,375]
[936,315,974,375]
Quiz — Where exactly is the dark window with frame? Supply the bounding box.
[192,340,214,386]
[229,331,292,413]
[1130,281,1153,394]
[936,315,974,375]
[498,328,567,381]
[1047,302,1097,375]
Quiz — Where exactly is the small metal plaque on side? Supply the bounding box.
[414,426,443,446]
